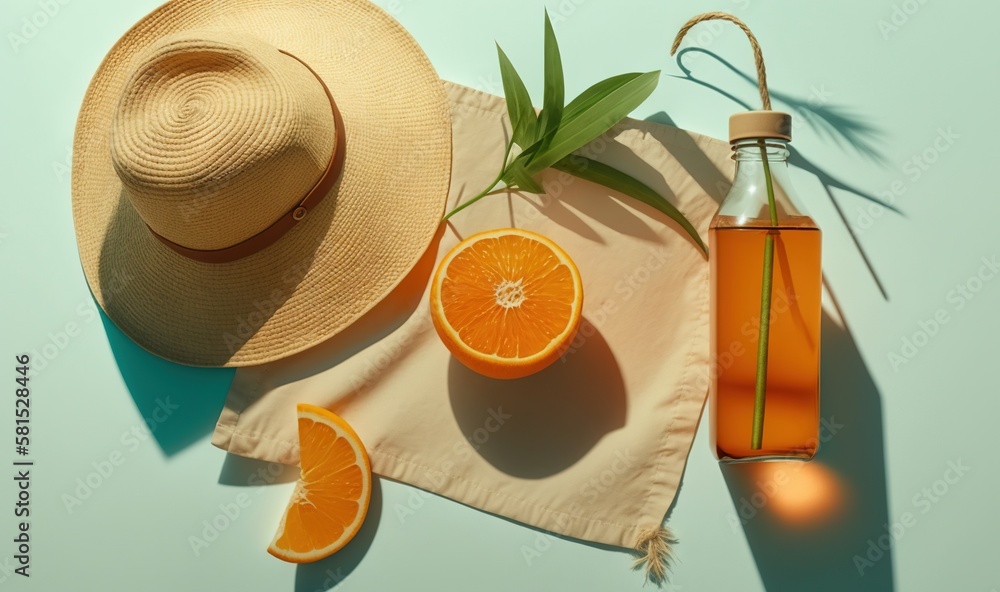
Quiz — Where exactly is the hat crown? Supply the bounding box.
[110,32,337,251]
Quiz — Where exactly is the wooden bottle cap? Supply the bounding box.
[729,110,792,143]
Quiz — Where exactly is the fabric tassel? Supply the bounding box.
[632,527,677,585]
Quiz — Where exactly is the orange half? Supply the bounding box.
[267,404,372,563]
[430,228,583,379]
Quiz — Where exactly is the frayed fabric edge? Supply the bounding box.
[632,527,677,585]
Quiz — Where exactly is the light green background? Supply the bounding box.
[1,0,997,590]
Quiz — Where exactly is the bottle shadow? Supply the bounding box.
[663,47,899,300]
[720,312,894,591]
[446,320,626,479]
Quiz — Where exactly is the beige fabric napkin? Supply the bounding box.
[212,81,733,571]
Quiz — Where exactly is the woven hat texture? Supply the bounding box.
[72,0,453,366]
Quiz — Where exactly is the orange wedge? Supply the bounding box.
[430,228,583,379]
[267,404,372,563]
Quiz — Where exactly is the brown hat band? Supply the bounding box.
[146,50,346,264]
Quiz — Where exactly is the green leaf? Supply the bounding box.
[504,157,546,194]
[526,70,660,174]
[535,9,564,148]
[562,72,648,123]
[521,73,648,157]
[500,148,545,194]
[497,43,537,148]
[500,141,542,182]
[552,155,708,256]
[442,134,518,221]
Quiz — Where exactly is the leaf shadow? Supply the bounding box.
[517,188,606,244]
[673,47,888,165]
[539,168,663,243]
[669,47,897,300]
[642,110,732,208]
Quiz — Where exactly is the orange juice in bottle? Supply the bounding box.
[709,112,821,462]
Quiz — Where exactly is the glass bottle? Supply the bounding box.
[709,112,821,462]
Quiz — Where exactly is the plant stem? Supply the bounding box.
[443,136,517,222]
[751,140,779,450]
[442,172,504,222]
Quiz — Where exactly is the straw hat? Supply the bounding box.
[72,0,452,367]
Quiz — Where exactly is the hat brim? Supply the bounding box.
[72,0,453,366]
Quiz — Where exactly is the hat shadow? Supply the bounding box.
[718,312,894,591]
[90,173,334,456]
[446,319,626,479]
[99,309,232,456]
[94,183,333,454]
[98,214,442,459]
